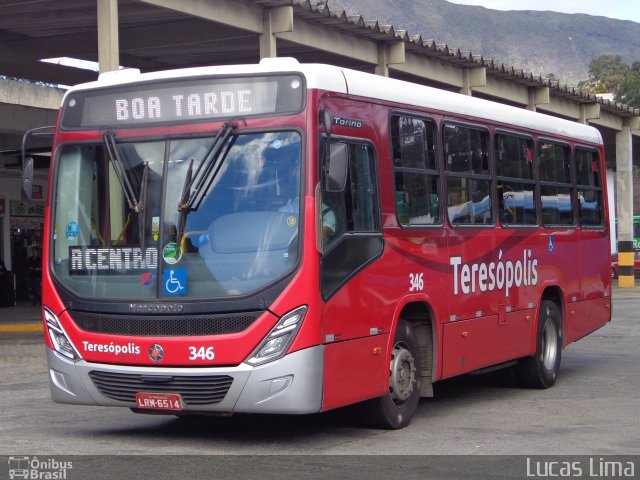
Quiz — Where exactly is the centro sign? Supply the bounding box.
[449,249,539,298]
[69,246,158,274]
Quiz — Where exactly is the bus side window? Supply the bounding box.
[575,148,603,227]
[391,115,440,226]
[321,141,379,244]
[444,124,492,226]
[538,141,573,227]
[496,133,536,226]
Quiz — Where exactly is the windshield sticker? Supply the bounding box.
[287,216,296,227]
[162,242,182,264]
[152,216,160,242]
[141,272,153,286]
[65,221,79,241]
[163,268,187,296]
[69,246,158,274]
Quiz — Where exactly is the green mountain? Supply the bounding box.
[330,0,640,86]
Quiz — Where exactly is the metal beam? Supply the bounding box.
[260,6,294,59]
[392,55,464,87]
[0,79,64,110]
[0,62,97,87]
[537,95,582,121]
[579,103,600,124]
[475,76,529,105]
[590,111,624,132]
[278,18,378,65]
[97,0,119,73]
[375,42,405,77]
[616,120,635,288]
[461,67,486,96]
[139,0,262,33]
[527,86,549,111]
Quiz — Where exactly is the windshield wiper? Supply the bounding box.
[103,132,149,249]
[176,122,237,246]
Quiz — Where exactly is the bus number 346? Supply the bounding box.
[409,273,424,292]
[188,346,215,361]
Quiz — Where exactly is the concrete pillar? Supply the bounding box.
[527,86,549,112]
[375,42,405,77]
[259,6,293,59]
[579,103,600,125]
[460,67,486,96]
[97,0,119,73]
[616,120,634,288]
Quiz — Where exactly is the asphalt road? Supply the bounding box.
[1,288,639,478]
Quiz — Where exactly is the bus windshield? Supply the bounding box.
[52,130,302,299]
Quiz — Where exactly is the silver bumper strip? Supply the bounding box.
[46,345,324,415]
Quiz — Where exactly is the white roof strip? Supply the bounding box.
[64,59,602,145]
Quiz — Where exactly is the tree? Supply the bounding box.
[616,61,640,108]
[577,54,629,94]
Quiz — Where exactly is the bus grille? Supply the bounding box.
[69,310,262,336]
[88,371,234,405]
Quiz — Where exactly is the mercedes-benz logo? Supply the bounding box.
[149,344,164,362]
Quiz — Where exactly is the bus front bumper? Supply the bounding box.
[46,345,324,415]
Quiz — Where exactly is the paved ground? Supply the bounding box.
[1,286,638,480]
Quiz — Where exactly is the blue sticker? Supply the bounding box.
[65,221,79,240]
[163,268,186,296]
[548,235,555,253]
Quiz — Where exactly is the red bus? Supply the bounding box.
[33,58,611,429]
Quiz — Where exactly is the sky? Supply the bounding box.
[446,0,640,23]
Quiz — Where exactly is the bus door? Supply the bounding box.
[317,105,388,410]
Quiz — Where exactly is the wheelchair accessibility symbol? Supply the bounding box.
[163,268,186,296]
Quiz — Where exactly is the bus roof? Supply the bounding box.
[65,58,602,145]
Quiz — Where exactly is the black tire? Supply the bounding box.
[361,319,421,429]
[516,300,562,389]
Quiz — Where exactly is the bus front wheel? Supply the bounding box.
[516,300,562,389]
[362,319,421,429]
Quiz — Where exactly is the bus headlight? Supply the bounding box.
[44,307,81,360]
[246,306,307,366]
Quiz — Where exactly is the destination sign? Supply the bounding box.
[69,246,158,274]
[61,74,304,129]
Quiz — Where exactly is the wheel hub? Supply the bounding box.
[541,319,559,371]
[389,342,416,405]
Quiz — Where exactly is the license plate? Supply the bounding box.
[135,392,183,411]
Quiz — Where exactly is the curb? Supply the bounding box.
[0,323,43,333]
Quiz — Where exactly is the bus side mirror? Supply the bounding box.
[21,156,34,201]
[20,125,54,201]
[324,142,348,192]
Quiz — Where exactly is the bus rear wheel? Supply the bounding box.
[516,300,562,389]
[362,319,421,429]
